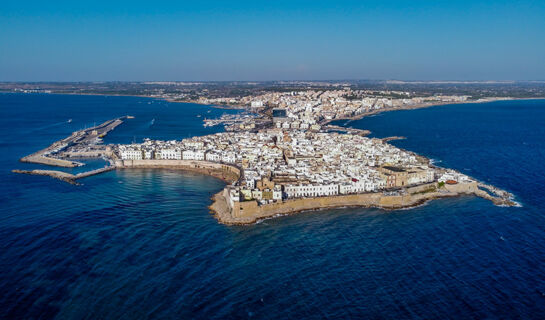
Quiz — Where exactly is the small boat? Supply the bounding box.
[67,119,72,123]
[196,115,202,118]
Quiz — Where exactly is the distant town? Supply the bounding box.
[9,81,527,223]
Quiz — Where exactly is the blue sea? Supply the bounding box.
[1,94,545,319]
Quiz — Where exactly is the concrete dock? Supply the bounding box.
[20,116,128,167]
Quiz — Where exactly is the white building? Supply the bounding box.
[251,100,264,108]
[195,151,205,161]
[160,149,181,160]
[205,152,221,162]
[143,150,154,159]
[222,153,236,163]
[120,149,142,160]
[184,141,204,149]
[284,184,339,198]
[182,150,196,160]
[273,187,282,201]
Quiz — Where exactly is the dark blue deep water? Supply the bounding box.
[1,94,545,319]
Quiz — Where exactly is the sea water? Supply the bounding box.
[1,94,545,319]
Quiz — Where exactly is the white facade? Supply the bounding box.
[273,189,282,201]
[160,149,181,160]
[205,152,221,162]
[184,141,204,150]
[120,149,142,160]
[195,151,205,161]
[245,179,255,189]
[284,184,339,198]
[143,150,154,160]
[408,169,435,185]
[251,100,263,108]
[222,153,236,163]
[182,150,195,160]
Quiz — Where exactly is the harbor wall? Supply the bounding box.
[20,155,81,167]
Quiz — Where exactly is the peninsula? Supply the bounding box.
[13,86,519,224]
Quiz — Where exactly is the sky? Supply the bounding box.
[1,0,544,81]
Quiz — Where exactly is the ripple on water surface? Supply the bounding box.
[2,95,545,318]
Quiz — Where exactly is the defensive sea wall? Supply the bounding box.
[212,182,483,225]
[14,156,515,225]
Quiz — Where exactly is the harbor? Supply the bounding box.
[15,116,130,182]
[20,116,129,167]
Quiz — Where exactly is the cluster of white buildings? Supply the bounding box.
[116,129,437,204]
[438,170,473,184]
[115,89,472,205]
[118,139,233,163]
[114,88,471,205]
[237,89,470,127]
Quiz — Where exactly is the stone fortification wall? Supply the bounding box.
[223,182,479,224]
[444,181,478,193]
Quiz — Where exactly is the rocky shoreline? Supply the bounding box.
[12,96,521,225]
[13,158,516,225]
[209,180,516,225]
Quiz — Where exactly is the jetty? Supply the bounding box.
[13,166,116,184]
[20,116,129,167]
[14,116,131,183]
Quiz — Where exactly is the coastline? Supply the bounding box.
[6,91,544,114]
[322,97,524,125]
[13,158,516,225]
[11,93,526,225]
[209,180,515,225]
[113,159,241,184]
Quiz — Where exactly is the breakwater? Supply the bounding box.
[13,166,116,184]
[20,116,128,167]
[12,169,81,184]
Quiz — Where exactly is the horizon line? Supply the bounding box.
[2,79,545,84]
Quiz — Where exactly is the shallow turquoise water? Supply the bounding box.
[1,94,545,319]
